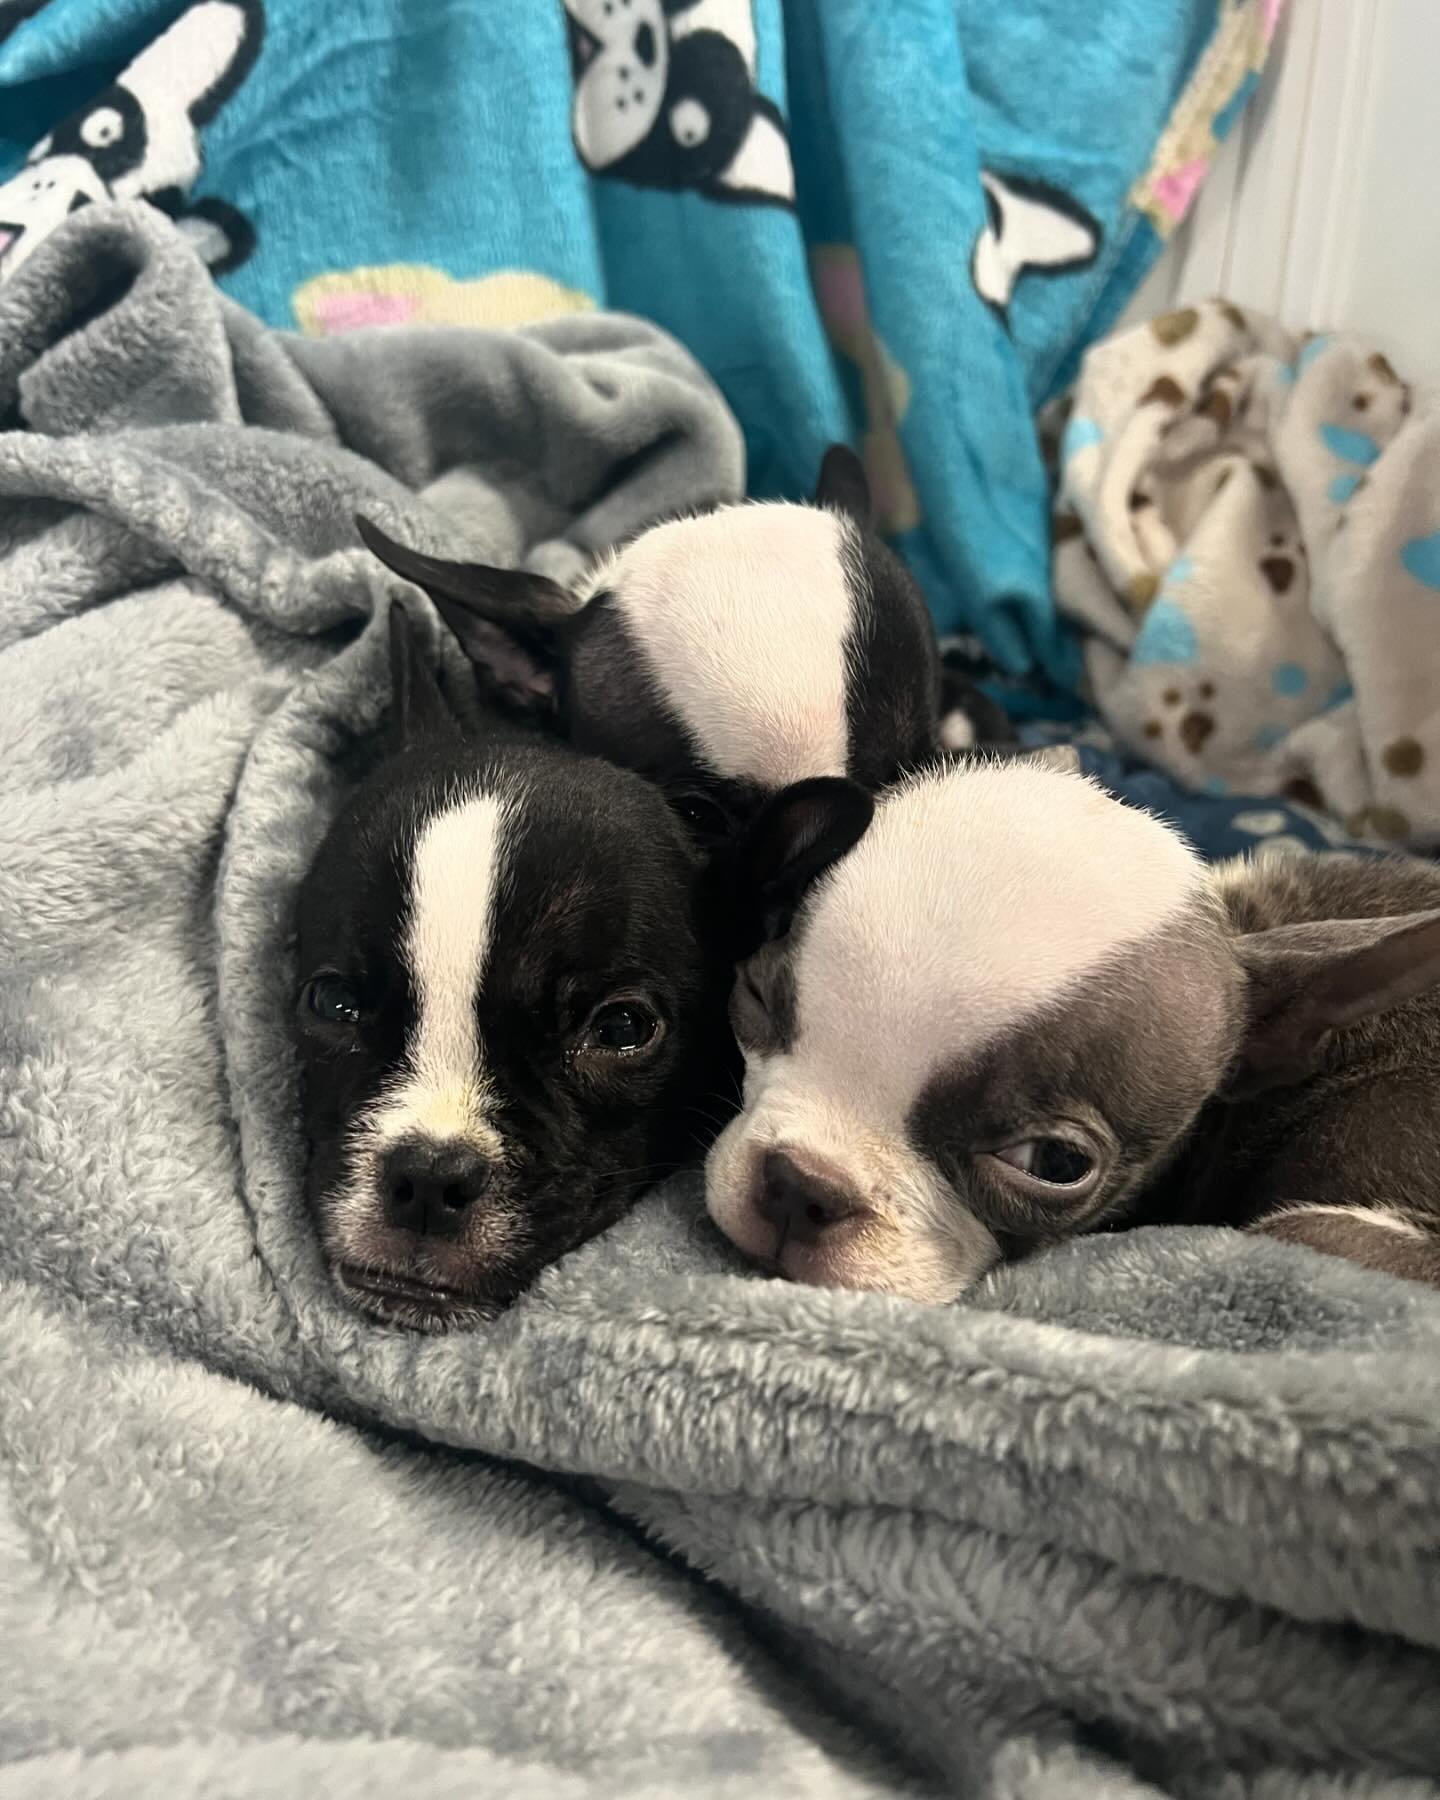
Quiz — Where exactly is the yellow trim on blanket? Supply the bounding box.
[1132,0,1284,239]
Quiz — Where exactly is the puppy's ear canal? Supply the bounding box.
[738,777,874,945]
[357,515,577,722]
[388,600,462,750]
[814,444,872,526]
[1228,907,1440,1096]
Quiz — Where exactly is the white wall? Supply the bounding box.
[1121,0,1440,386]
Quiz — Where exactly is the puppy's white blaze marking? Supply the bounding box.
[583,504,856,786]
[373,790,513,1155]
[792,761,1203,1122]
[1275,1204,1428,1240]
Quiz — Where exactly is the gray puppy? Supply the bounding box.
[707,754,1440,1298]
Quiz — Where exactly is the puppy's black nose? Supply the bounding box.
[756,1148,860,1244]
[381,1140,494,1239]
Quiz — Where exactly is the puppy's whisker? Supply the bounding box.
[597,1159,688,1189]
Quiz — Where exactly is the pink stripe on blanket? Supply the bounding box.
[309,291,419,334]
[1153,158,1208,225]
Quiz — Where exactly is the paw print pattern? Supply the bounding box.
[1382,736,1425,778]
[1140,374,1186,409]
[1322,350,1411,506]
[1144,679,1218,757]
[1195,363,1246,434]
[1353,350,1413,426]
[1258,526,1307,596]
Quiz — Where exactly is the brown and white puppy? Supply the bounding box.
[706,755,1440,1299]
[294,604,731,1330]
[353,448,952,861]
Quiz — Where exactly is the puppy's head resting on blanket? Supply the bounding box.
[354,447,947,848]
[705,754,1440,1302]
[294,605,730,1331]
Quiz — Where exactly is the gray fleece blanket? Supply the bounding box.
[1,204,1439,1800]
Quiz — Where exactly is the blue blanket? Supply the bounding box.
[0,0,1279,683]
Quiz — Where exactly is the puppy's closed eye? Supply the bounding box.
[729,942,794,1056]
[667,786,733,845]
[731,970,766,1032]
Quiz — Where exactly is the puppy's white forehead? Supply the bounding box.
[791,762,1203,1113]
[584,504,857,787]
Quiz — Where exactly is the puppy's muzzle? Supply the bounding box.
[754,1146,866,1250]
[379,1137,497,1241]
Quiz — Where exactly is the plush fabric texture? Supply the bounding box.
[2,205,1439,1798]
[1053,298,1440,852]
[0,0,1282,679]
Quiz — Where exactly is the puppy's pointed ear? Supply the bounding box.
[358,515,577,722]
[814,444,872,526]
[1228,907,1440,1096]
[738,777,874,945]
[388,600,461,751]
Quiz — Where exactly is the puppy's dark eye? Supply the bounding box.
[584,1000,660,1054]
[992,1138,1096,1188]
[670,788,731,841]
[305,975,363,1028]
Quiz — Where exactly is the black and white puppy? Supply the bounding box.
[294,605,731,1330]
[706,755,1440,1299]
[355,447,951,860]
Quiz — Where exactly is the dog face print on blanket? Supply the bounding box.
[562,0,794,207]
[0,0,261,285]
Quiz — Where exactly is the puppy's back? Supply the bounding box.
[1171,852,1440,1231]
[1213,848,1440,934]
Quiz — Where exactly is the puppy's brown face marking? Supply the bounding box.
[907,921,1239,1257]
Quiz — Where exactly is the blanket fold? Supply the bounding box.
[2,205,1438,1799]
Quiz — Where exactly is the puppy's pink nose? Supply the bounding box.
[756,1148,861,1245]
